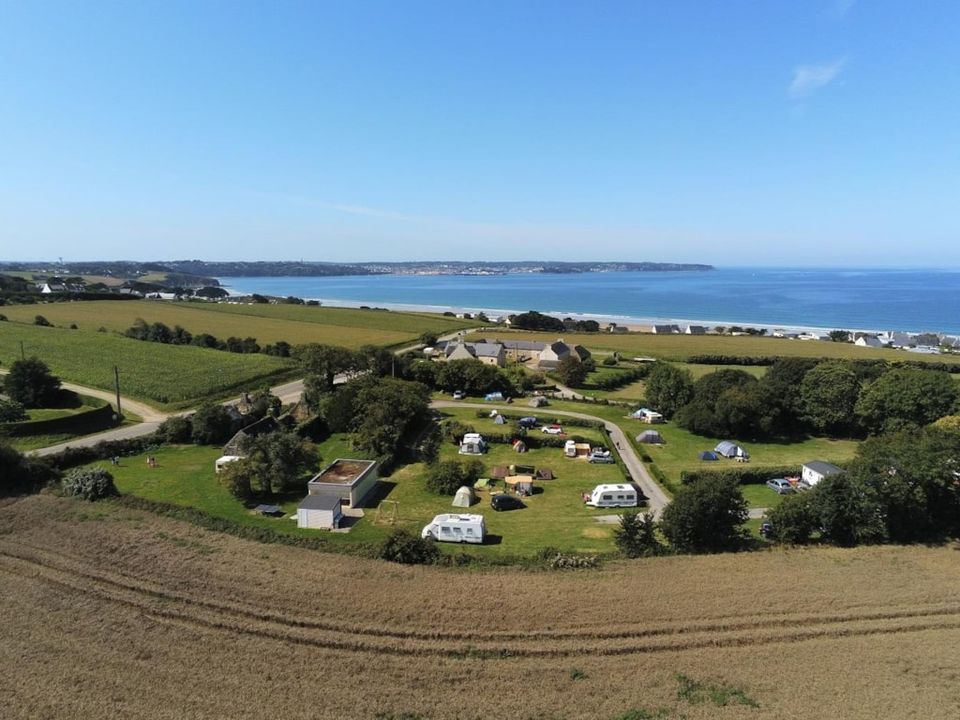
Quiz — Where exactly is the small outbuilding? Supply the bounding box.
[636,430,664,444]
[215,455,244,473]
[296,494,343,530]
[307,458,379,509]
[452,486,476,508]
[505,475,535,495]
[801,461,843,488]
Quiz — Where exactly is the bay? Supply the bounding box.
[220,268,960,334]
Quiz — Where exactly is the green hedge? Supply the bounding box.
[0,401,116,438]
[680,464,829,486]
[473,410,604,429]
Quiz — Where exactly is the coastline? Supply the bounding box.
[219,284,896,337]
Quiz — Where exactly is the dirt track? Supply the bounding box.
[2,496,960,719]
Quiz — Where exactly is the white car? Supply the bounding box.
[452,390,466,400]
[541,424,564,435]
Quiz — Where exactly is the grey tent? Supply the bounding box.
[699,451,719,461]
[493,414,506,425]
[528,396,549,408]
[714,441,748,458]
[636,430,664,444]
[452,486,476,508]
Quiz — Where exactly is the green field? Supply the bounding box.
[468,329,960,364]
[2,300,477,349]
[0,322,293,407]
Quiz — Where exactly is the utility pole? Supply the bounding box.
[114,366,122,418]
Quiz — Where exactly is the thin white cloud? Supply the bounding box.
[825,0,856,21]
[789,58,845,99]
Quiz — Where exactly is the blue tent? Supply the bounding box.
[699,451,719,461]
[485,391,504,401]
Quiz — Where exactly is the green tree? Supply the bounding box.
[758,357,819,434]
[828,330,850,342]
[555,356,589,387]
[800,361,861,436]
[425,459,484,495]
[643,362,694,419]
[675,369,759,438]
[408,360,439,387]
[235,430,317,498]
[614,512,665,558]
[218,461,253,502]
[158,415,193,443]
[659,476,749,553]
[811,473,883,547]
[378,528,440,565]
[3,357,61,408]
[765,492,819,544]
[419,331,439,347]
[190,403,235,445]
[318,384,359,432]
[855,367,959,434]
[0,398,27,422]
[439,418,474,445]
[351,378,431,461]
[62,467,117,501]
[295,344,363,408]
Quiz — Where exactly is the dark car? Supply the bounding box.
[491,494,525,512]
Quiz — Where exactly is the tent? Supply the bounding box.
[529,396,549,408]
[699,450,719,461]
[505,475,535,495]
[512,439,527,453]
[452,486,476,508]
[535,468,554,481]
[714,441,748,458]
[485,391,504,402]
[494,414,506,425]
[636,430,664,444]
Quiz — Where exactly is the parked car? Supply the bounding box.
[490,494,525,512]
[541,424,564,435]
[589,453,616,464]
[766,478,795,494]
[452,390,466,400]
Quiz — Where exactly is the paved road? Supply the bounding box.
[431,400,671,516]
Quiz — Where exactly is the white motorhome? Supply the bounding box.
[421,513,486,544]
[585,484,638,508]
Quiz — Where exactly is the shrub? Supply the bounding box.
[615,511,666,558]
[660,476,749,553]
[425,459,484,495]
[765,492,818,544]
[191,403,236,445]
[159,415,193,443]
[3,356,61,408]
[61,467,117,501]
[602,355,619,366]
[378,529,440,565]
[0,398,27,422]
[34,315,51,326]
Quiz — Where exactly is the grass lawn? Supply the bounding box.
[741,483,790,510]
[8,412,143,452]
[678,363,768,380]
[2,300,478,349]
[465,329,960,365]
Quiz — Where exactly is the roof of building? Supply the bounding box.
[309,458,377,486]
[803,461,843,476]
[487,338,545,352]
[298,494,343,511]
[471,342,504,358]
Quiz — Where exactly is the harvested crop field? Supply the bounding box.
[2,495,960,719]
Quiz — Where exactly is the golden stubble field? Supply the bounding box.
[2,496,959,720]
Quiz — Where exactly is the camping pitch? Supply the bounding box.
[636,430,664,444]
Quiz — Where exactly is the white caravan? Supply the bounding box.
[585,484,638,508]
[421,514,486,544]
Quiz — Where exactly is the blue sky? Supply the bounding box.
[1,1,957,266]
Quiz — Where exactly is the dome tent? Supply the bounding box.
[636,430,664,444]
[452,486,476,508]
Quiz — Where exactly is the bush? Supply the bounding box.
[425,459,484,495]
[378,529,440,565]
[0,398,27,422]
[602,355,619,366]
[34,315,51,326]
[191,403,236,445]
[615,511,666,558]
[765,492,818,544]
[61,467,117,501]
[3,356,62,408]
[660,476,749,553]
[680,465,808,486]
[159,415,193,443]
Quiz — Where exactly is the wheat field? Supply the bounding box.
[2,495,959,719]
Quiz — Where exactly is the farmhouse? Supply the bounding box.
[482,338,591,368]
[441,341,506,366]
[296,494,344,530]
[222,415,280,457]
[652,324,681,334]
[855,334,885,348]
[307,458,379,509]
[801,460,843,488]
[684,325,708,335]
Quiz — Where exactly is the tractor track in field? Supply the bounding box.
[4,539,960,659]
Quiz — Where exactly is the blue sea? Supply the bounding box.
[220,268,960,334]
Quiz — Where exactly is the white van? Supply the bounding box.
[585,484,638,508]
[421,514,486,544]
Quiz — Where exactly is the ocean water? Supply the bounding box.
[220,268,960,334]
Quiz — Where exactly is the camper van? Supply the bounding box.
[585,484,638,508]
[421,514,486,544]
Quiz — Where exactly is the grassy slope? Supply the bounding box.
[0,322,293,407]
[469,329,960,364]
[2,300,476,348]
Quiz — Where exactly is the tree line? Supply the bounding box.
[644,357,959,440]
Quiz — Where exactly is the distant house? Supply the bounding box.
[684,325,707,335]
[472,342,506,367]
[801,461,843,488]
[652,324,681,334]
[885,331,916,348]
[607,323,628,334]
[855,335,885,348]
[914,333,941,348]
[38,282,67,294]
[221,415,280,457]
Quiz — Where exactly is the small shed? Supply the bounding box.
[573,442,591,458]
[699,450,719,461]
[505,475,535,495]
[307,459,379,508]
[512,439,527,453]
[452,486,476,508]
[801,461,843,487]
[529,396,549,408]
[296,494,343,530]
[636,430,664,444]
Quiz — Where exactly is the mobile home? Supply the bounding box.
[421,514,486,544]
[585,484,638,508]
